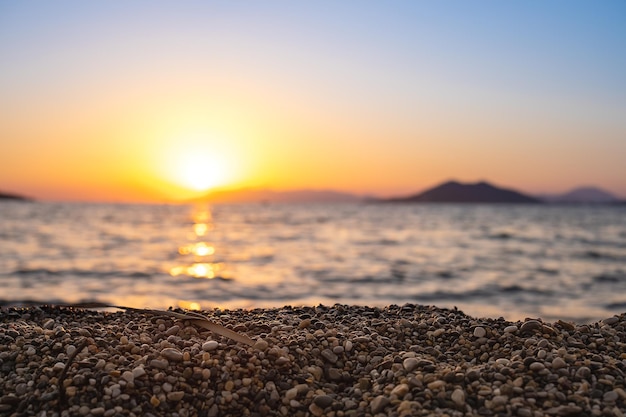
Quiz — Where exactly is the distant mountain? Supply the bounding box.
[385,180,540,203]
[197,188,364,204]
[0,191,31,201]
[541,186,620,204]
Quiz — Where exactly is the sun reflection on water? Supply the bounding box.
[169,204,229,281]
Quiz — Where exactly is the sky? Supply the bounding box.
[1,1,625,202]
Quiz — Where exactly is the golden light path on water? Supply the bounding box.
[169,204,230,310]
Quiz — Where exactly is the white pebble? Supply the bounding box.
[202,340,219,352]
[473,326,486,338]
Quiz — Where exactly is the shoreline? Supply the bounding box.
[1,304,625,416]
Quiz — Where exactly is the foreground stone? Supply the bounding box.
[1,305,625,416]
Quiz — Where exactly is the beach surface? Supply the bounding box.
[1,305,625,417]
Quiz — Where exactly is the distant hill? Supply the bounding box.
[385,180,540,203]
[540,186,620,204]
[196,188,364,204]
[0,191,31,201]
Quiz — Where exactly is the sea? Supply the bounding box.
[1,201,625,323]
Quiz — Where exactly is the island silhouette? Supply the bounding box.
[383,180,540,203]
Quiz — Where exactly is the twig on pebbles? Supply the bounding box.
[110,306,255,346]
[57,338,88,413]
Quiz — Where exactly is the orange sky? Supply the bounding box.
[1,1,625,202]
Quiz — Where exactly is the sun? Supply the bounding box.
[177,151,228,191]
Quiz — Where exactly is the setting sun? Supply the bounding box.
[176,151,229,191]
[155,131,244,196]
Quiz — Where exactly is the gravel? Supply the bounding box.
[1,304,625,416]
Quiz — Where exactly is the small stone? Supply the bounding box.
[547,405,582,415]
[391,383,409,398]
[224,380,234,391]
[321,349,338,364]
[551,357,567,369]
[90,407,105,416]
[285,387,298,401]
[161,347,183,362]
[121,371,134,383]
[15,383,28,396]
[150,395,160,407]
[202,341,219,352]
[473,326,486,338]
[370,395,390,414]
[604,391,619,402]
[78,405,91,416]
[298,319,311,329]
[167,391,185,402]
[43,318,55,329]
[575,366,591,379]
[66,386,77,397]
[132,366,146,379]
[53,362,65,371]
[327,368,342,380]
[492,395,508,407]
[520,320,543,334]
[313,395,333,409]
[529,362,545,372]
[275,356,290,366]
[165,325,180,336]
[254,339,269,351]
[451,388,465,407]
[504,325,518,333]
[345,340,353,352]
[150,359,169,369]
[403,357,419,372]
[602,316,619,325]
[427,380,445,390]
[308,403,324,417]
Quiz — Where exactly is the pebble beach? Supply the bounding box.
[1,305,625,417]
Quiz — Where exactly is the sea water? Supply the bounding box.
[1,201,625,323]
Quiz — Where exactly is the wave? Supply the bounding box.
[10,268,154,280]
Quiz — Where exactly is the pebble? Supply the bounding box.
[132,366,146,378]
[403,357,419,372]
[391,383,409,398]
[504,325,518,333]
[2,304,625,417]
[370,395,390,414]
[451,388,465,406]
[603,391,619,402]
[161,347,183,362]
[150,359,169,369]
[313,395,333,409]
[520,320,543,334]
[321,348,338,364]
[121,370,134,383]
[427,380,445,390]
[253,339,269,351]
[167,391,185,401]
[202,340,219,351]
[473,326,486,338]
[551,357,567,369]
[602,316,619,325]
